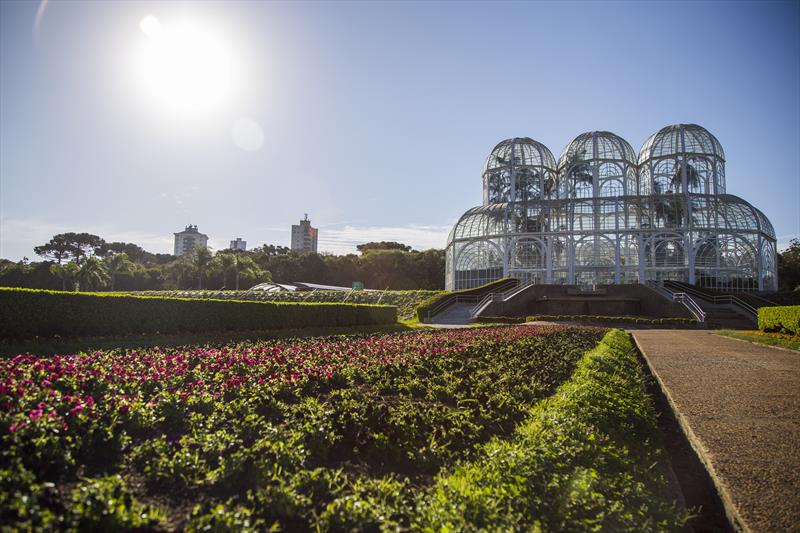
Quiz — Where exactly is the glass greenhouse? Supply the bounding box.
[445,124,777,291]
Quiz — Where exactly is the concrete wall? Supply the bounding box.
[482,284,692,318]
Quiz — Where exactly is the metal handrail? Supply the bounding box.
[426,279,519,321]
[500,278,537,300]
[673,292,707,322]
[664,281,757,322]
[469,279,537,318]
[470,292,504,317]
[645,281,706,322]
[426,294,479,321]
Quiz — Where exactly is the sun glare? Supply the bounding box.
[135,16,236,116]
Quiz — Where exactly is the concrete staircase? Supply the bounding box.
[427,303,475,325]
[661,281,758,330]
[698,303,756,330]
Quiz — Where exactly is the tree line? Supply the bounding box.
[0,234,445,291]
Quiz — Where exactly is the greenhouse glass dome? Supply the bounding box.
[445,124,777,291]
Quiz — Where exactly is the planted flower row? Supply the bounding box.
[126,289,441,320]
[1,325,604,530]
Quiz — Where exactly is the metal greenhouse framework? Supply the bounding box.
[445,124,777,292]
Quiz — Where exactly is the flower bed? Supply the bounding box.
[1,326,601,529]
[127,289,441,321]
[0,326,680,530]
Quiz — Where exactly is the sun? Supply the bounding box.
[135,16,236,116]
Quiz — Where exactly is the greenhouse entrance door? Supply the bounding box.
[510,271,545,285]
[575,268,614,286]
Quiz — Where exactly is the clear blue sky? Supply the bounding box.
[1,0,798,259]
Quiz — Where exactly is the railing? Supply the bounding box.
[426,295,479,320]
[645,281,706,323]
[469,279,537,318]
[426,279,521,322]
[664,280,758,323]
[471,293,499,318]
[672,292,707,323]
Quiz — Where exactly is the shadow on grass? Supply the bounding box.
[0,322,429,358]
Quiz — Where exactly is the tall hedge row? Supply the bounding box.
[0,287,397,339]
[758,305,800,335]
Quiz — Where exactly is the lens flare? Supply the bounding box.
[135,16,236,116]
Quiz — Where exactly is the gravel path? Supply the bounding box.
[632,330,800,533]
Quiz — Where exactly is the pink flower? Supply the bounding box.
[29,409,43,422]
[70,404,83,415]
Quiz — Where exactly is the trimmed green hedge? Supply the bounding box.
[758,305,800,335]
[471,316,527,324]
[416,278,518,321]
[526,315,697,325]
[413,329,684,530]
[0,287,397,339]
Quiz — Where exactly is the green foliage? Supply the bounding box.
[758,305,800,335]
[9,232,446,291]
[2,326,615,530]
[415,278,518,321]
[34,232,105,265]
[356,241,413,253]
[777,238,800,291]
[717,330,800,351]
[0,287,397,339]
[472,316,527,324]
[526,315,698,325]
[49,262,79,291]
[66,475,163,530]
[77,256,110,292]
[129,288,440,321]
[411,330,684,532]
[104,253,135,291]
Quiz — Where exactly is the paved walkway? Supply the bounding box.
[632,330,799,533]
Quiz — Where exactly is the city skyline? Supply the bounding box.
[1,1,798,261]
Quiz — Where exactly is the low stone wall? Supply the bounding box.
[481,284,692,319]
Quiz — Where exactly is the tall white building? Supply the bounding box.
[291,214,318,253]
[229,237,247,251]
[174,225,209,256]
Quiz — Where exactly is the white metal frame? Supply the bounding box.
[446,125,778,292]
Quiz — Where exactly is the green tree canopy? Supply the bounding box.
[778,238,800,291]
[104,252,136,291]
[35,233,105,265]
[357,241,413,253]
[76,257,110,291]
[34,234,74,264]
[49,262,80,291]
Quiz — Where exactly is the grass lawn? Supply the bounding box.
[717,330,800,352]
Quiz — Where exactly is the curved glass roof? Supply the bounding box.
[718,194,776,239]
[447,194,775,246]
[449,204,508,240]
[557,131,637,169]
[639,124,725,164]
[483,138,556,173]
